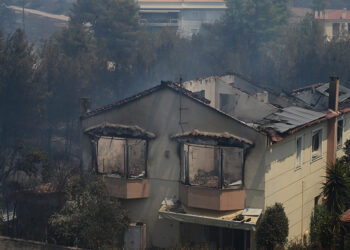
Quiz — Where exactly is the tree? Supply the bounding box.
[323,160,350,217]
[312,0,330,12]
[274,14,326,89]
[0,29,43,145]
[321,160,350,249]
[256,203,289,250]
[225,0,290,47]
[70,0,140,61]
[50,175,128,249]
[0,142,48,238]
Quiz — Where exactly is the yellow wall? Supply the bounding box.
[265,122,327,240]
[265,113,350,240]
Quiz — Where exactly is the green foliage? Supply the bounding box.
[0,142,49,238]
[225,0,290,47]
[323,160,350,217]
[70,0,140,60]
[0,29,44,143]
[312,0,330,11]
[49,175,128,249]
[256,203,289,250]
[309,205,333,249]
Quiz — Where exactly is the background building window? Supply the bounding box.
[312,129,322,161]
[333,23,340,36]
[97,137,147,178]
[296,136,303,170]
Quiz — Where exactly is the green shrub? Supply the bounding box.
[309,204,333,249]
[256,203,289,250]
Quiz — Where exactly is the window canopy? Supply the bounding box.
[84,122,156,140]
[171,129,253,148]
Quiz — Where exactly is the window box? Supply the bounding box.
[104,175,149,199]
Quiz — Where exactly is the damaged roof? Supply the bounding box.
[291,83,350,110]
[85,123,156,139]
[258,106,325,134]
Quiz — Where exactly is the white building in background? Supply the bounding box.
[137,0,226,38]
[315,9,350,39]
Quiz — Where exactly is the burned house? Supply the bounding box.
[80,75,350,249]
[80,81,265,249]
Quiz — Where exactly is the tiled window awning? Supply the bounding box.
[171,129,253,147]
[84,122,156,140]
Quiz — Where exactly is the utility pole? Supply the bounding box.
[22,0,25,30]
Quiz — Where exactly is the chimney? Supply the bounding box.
[342,8,347,19]
[327,77,340,166]
[328,76,339,112]
[80,97,91,116]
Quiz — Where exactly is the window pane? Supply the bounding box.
[296,137,302,167]
[128,139,146,178]
[181,144,188,183]
[98,137,125,176]
[188,145,219,188]
[222,147,243,188]
[312,130,322,159]
[333,23,340,36]
[338,120,344,146]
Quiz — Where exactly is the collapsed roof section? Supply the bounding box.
[182,74,350,143]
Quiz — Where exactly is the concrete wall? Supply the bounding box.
[0,236,78,250]
[265,113,350,240]
[182,75,277,123]
[81,87,266,248]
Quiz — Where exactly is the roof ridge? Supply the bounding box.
[82,81,262,134]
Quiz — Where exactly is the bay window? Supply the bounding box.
[181,144,243,189]
[97,137,147,179]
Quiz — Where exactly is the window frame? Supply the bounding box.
[96,136,148,179]
[337,118,344,150]
[295,135,304,170]
[181,143,244,190]
[311,128,323,162]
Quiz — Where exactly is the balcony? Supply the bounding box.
[179,183,245,211]
[104,176,149,199]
